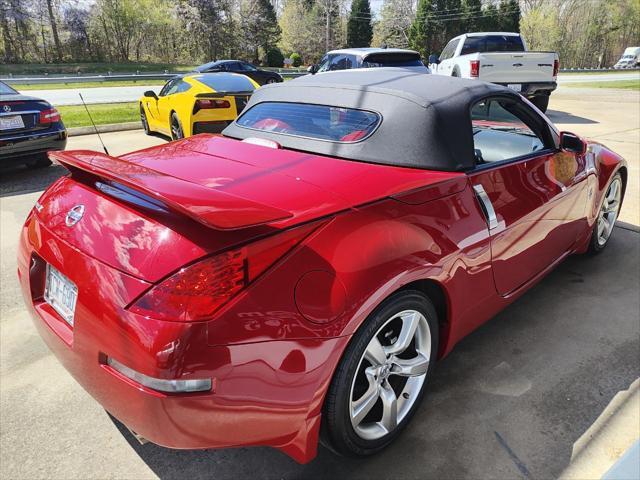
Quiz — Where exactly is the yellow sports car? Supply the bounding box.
[139,72,259,139]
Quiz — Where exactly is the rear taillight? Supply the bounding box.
[193,99,231,114]
[470,60,480,78]
[39,108,61,124]
[553,59,560,77]
[129,223,318,321]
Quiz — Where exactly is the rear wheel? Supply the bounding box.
[140,105,151,135]
[588,173,623,254]
[170,112,183,140]
[530,94,550,113]
[322,290,438,457]
[26,154,52,169]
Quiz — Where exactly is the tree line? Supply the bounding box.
[1,0,638,70]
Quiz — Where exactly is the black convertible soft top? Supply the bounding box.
[222,68,517,171]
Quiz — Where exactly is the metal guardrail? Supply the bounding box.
[1,67,637,85]
[561,67,640,73]
[1,71,307,85]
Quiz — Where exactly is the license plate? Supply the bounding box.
[0,115,25,130]
[507,84,522,92]
[44,264,78,326]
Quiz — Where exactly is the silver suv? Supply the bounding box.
[308,48,431,74]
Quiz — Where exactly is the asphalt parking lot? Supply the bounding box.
[1,86,639,479]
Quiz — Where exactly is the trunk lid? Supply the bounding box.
[477,52,557,83]
[43,135,465,281]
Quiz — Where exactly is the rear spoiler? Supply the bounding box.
[49,150,293,230]
[194,91,254,98]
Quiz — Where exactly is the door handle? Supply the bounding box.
[473,184,498,230]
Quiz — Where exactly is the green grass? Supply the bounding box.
[0,62,195,75]
[566,79,640,90]
[57,102,139,128]
[12,80,167,91]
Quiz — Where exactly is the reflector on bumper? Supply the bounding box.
[107,357,212,393]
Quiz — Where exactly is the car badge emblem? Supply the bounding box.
[2,105,10,112]
[65,205,85,226]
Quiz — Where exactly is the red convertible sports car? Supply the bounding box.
[18,69,626,463]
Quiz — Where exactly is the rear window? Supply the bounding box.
[236,102,381,142]
[362,53,424,68]
[0,82,17,95]
[461,35,525,55]
[193,74,256,93]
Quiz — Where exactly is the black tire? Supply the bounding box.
[170,112,183,140]
[140,105,151,135]
[530,94,550,113]
[27,154,52,169]
[452,68,460,78]
[322,290,439,457]
[266,77,278,84]
[588,172,623,254]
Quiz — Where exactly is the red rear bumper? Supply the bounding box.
[18,212,348,463]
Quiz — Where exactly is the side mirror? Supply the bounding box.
[428,54,440,64]
[143,90,158,99]
[307,64,318,74]
[560,131,587,155]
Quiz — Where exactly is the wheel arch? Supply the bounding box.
[396,278,451,359]
[341,276,452,363]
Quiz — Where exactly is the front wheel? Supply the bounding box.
[588,173,623,254]
[322,290,439,457]
[140,105,151,135]
[265,77,278,84]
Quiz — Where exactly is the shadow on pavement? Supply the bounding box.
[108,226,640,480]
[547,109,599,125]
[0,164,67,198]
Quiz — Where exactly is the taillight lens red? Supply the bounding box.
[193,99,231,114]
[129,223,319,321]
[39,108,61,124]
[553,59,560,77]
[470,60,480,78]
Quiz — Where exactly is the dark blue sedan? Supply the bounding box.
[1,81,67,168]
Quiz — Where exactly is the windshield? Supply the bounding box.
[461,35,525,55]
[362,53,424,68]
[0,82,18,95]
[236,102,381,142]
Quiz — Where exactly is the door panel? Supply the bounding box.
[143,98,161,130]
[470,151,586,295]
[157,96,172,134]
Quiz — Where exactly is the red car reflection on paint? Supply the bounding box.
[18,71,626,462]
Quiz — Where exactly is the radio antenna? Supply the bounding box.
[79,93,109,156]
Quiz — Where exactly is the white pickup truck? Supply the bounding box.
[429,32,559,112]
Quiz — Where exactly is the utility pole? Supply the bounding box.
[326,7,330,51]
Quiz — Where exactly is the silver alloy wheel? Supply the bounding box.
[597,176,622,246]
[171,117,182,140]
[349,310,431,440]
